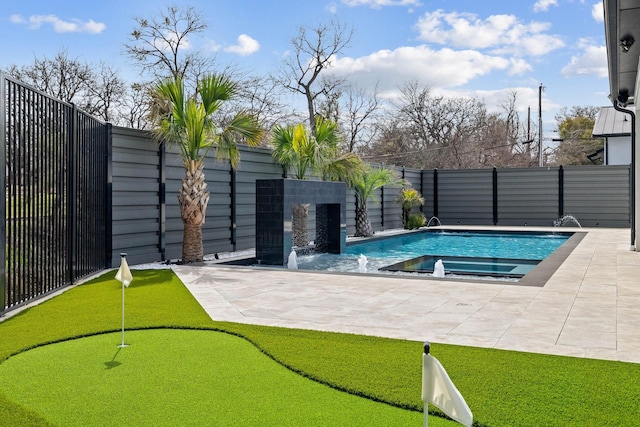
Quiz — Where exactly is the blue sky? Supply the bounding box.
[1,0,608,132]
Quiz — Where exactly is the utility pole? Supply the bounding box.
[538,83,545,167]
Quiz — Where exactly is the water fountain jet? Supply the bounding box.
[358,254,368,273]
[426,216,442,227]
[288,249,298,269]
[554,215,582,228]
[432,259,445,278]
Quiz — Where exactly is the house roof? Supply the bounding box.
[604,0,640,107]
[592,106,633,136]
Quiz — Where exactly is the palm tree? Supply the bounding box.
[397,187,424,229]
[348,166,405,237]
[154,75,263,263]
[271,117,361,246]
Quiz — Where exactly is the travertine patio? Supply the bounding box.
[173,227,640,363]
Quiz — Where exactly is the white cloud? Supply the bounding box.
[415,10,564,57]
[224,34,260,56]
[10,14,105,34]
[592,2,604,22]
[205,40,222,53]
[10,14,26,24]
[560,40,607,78]
[341,0,421,8]
[329,45,514,93]
[533,0,559,13]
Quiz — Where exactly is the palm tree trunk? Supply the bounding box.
[179,160,209,263]
[355,198,373,237]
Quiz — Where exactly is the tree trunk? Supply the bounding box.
[355,199,373,237]
[179,160,209,263]
[402,207,410,229]
[292,203,309,247]
[182,223,203,263]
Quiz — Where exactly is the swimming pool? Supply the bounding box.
[290,230,573,280]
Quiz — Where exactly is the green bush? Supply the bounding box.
[406,212,426,229]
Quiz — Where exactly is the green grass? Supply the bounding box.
[2,269,640,426]
[0,329,421,426]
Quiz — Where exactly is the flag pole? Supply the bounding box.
[424,341,430,427]
[422,340,473,427]
[118,253,129,348]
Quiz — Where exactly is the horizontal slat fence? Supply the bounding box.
[110,127,631,265]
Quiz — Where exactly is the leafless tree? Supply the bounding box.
[124,6,216,89]
[117,83,154,130]
[316,82,381,154]
[80,63,127,122]
[365,81,537,169]
[344,84,380,153]
[276,19,353,136]
[8,50,93,103]
[7,50,126,123]
[226,75,295,144]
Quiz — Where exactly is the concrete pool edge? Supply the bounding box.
[517,231,586,287]
[212,227,585,287]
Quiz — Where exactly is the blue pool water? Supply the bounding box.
[293,230,571,278]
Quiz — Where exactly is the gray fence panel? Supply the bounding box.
[164,148,185,260]
[563,165,630,227]
[368,188,383,232]
[382,183,404,230]
[422,170,436,219]
[236,146,283,251]
[202,159,234,256]
[497,168,559,226]
[111,127,162,265]
[109,126,632,266]
[346,189,357,236]
[438,169,494,225]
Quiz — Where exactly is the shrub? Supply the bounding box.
[406,212,426,229]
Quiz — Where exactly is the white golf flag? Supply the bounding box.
[115,257,133,287]
[422,353,473,427]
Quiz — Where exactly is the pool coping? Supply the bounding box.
[215,227,586,288]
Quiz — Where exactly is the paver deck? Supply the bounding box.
[173,227,640,363]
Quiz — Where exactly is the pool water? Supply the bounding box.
[293,230,571,278]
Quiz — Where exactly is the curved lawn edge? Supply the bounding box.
[0,329,426,427]
[8,269,640,426]
[0,269,460,424]
[1,325,428,414]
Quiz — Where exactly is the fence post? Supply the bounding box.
[420,169,424,213]
[67,103,78,284]
[231,162,237,252]
[380,184,384,228]
[558,165,564,219]
[159,143,166,261]
[433,169,439,218]
[0,73,6,312]
[493,167,498,225]
[105,123,113,268]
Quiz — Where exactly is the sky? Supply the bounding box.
[0,0,610,137]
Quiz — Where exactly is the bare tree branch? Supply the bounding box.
[275,18,353,136]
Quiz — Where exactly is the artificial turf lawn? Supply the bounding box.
[0,329,421,426]
[2,268,640,426]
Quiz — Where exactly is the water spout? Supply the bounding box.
[358,254,368,273]
[432,259,445,278]
[288,249,298,269]
[554,215,582,228]
[426,216,442,227]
